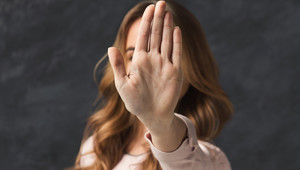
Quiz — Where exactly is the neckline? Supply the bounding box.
[124,152,147,157]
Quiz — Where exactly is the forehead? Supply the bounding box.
[126,18,142,49]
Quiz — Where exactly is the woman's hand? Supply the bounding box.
[108,1,185,151]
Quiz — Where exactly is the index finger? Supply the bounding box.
[135,4,155,52]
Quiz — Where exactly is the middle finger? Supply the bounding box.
[150,1,166,51]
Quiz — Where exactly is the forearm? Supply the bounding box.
[144,114,187,152]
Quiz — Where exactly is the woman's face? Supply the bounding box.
[125,18,189,98]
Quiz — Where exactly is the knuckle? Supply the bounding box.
[152,26,161,35]
[154,12,163,18]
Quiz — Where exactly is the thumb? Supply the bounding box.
[108,47,127,84]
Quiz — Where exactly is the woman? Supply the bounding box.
[74,0,233,169]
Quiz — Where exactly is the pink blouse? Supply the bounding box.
[80,114,231,170]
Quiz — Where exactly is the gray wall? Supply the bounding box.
[0,0,299,169]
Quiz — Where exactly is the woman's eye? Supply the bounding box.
[129,56,133,61]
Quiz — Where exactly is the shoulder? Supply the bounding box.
[81,136,94,154]
[80,136,96,167]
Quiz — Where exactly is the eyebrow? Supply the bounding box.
[126,47,135,52]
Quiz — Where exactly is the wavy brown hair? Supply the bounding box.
[74,0,233,169]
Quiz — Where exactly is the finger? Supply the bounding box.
[135,4,155,52]
[108,47,127,84]
[161,12,173,61]
[150,1,166,51]
[172,27,182,69]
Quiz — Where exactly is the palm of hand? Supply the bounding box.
[108,2,183,124]
[122,50,182,120]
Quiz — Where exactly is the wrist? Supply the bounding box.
[147,114,187,152]
[137,112,175,134]
[149,114,176,135]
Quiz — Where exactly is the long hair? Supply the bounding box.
[74,0,233,169]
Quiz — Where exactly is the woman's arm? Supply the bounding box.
[145,114,232,170]
[108,1,186,152]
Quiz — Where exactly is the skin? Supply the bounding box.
[125,19,189,100]
[124,17,189,155]
[108,1,187,152]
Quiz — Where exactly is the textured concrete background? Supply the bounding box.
[0,0,299,169]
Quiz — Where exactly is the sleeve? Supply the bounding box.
[144,113,231,170]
